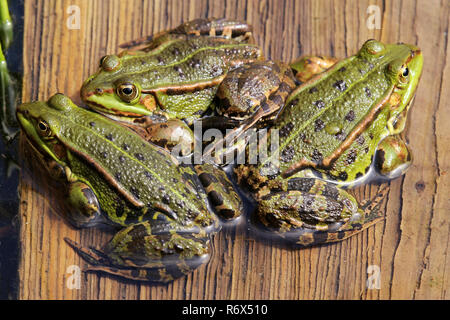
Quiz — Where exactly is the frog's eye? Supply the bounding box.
[399,66,410,84]
[402,67,409,77]
[116,83,139,102]
[37,120,51,137]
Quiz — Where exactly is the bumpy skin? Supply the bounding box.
[235,40,423,245]
[80,19,263,126]
[16,94,237,282]
[80,19,296,161]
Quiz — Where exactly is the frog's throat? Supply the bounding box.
[282,86,394,178]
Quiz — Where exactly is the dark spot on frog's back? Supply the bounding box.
[105,133,114,141]
[89,121,96,127]
[335,131,346,141]
[122,143,130,151]
[162,194,170,204]
[174,65,184,76]
[309,87,318,94]
[333,80,347,92]
[280,145,295,162]
[171,47,180,56]
[338,171,348,181]
[134,153,145,161]
[356,135,365,145]
[314,119,325,132]
[346,149,358,164]
[314,100,325,109]
[114,197,125,217]
[189,58,201,69]
[311,149,323,164]
[365,87,372,97]
[280,122,294,138]
[345,110,355,122]
[287,177,315,192]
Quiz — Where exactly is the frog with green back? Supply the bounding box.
[235,39,423,245]
[17,93,244,282]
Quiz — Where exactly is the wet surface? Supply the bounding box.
[0,0,23,300]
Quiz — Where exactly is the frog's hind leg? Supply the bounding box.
[194,163,244,220]
[119,18,253,51]
[256,178,389,247]
[65,221,212,282]
[293,185,389,247]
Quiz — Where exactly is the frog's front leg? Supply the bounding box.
[65,221,211,282]
[255,177,387,246]
[65,180,102,228]
[290,55,338,83]
[375,135,412,179]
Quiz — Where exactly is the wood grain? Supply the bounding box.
[18,0,449,299]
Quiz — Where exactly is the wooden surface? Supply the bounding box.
[18,0,449,299]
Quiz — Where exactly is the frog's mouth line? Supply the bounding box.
[85,100,145,119]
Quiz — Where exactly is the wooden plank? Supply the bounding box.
[18,0,449,299]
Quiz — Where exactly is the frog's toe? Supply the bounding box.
[84,253,211,283]
[64,237,108,266]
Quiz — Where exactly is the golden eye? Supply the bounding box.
[399,66,410,83]
[116,83,139,102]
[37,120,51,136]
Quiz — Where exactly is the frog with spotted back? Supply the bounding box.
[16,93,243,282]
[235,40,423,245]
[80,18,296,157]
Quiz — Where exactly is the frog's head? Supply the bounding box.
[359,39,423,133]
[81,54,157,122]
[16,94,75,168]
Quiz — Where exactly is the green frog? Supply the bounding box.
[235,40,423,245]
[80,18,296,158]
[17,93,243,282]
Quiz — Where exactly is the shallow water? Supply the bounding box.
[0,0,23,300]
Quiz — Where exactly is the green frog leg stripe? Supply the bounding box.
[194,164,243,220]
